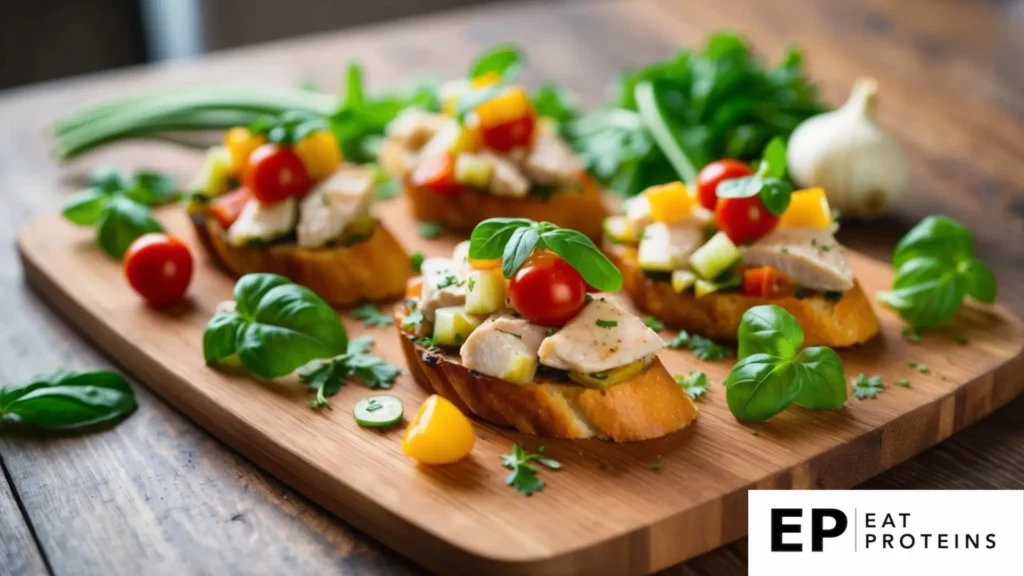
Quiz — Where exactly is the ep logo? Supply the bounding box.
[771,508,848,552]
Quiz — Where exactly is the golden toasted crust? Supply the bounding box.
[191,214,411,306]
[378,139,609,240]
[604,241,881,348]
[396,308,697,442]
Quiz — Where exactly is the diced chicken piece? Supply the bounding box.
[624,195,653,231]
[538,297,664,374]
[296,166,375,248]
[741,227,854,292]
[521,125,580,186]
[386,108,449,151]
[479,151,530,198]
[227,197,296,247]
[418,257,467,322]
[639,221,708,271]
[460,314,548,384]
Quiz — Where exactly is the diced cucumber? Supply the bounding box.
[689,232,740,280]
[603,216,639,244]
[464,269,506,315]
[501,353,538,385]
[454,154,493,188]
[190,146,232,198]
[433,306,484,346]
[694,279,718,298]
[671,270,697,293]
[569,358,649,389]
[638,223,674,272]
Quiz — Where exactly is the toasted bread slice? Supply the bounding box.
[378,139,609,240]
[604,241,881,348]
[395,308,697,442]
[192,213,411,306]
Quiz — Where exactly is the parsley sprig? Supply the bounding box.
[500,444,560,496]
[351,303,393,328]
[851,373,883,400]
[668,330,734,361]
[299,336,401,410]
[674,371,709,399]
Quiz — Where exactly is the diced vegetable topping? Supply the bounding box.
[742,266,794,298]
[465,268,507,315]
[643,182,696,223]
[603,215,639,244]
[433,306,485,346]
[777,187,833,229]
[294,130,343,181]
[454,153,494,189]
[467,87,537,151]
[210,187,253,230]
[224,127,266,175]
[690,231,741,280]
[411,153,461,195]
[671,270,697,293]
[190,146,233,198]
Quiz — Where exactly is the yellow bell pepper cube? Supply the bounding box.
[643,181,696,223]
[294,131,343,181]
[471,86,534,132]
[224,127,266,175]
[778,187,833,229]
[471,71,503,89]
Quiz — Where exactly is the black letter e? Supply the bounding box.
[771,509,803,552]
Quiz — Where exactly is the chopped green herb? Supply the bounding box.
[585,294,594,303]
[351,303,393,328]
[402,308,424,332]
[852,373,884,400]
[436,274,458,289]
[410,252,424,273]
[500,444,560,496]
[894,378,911,387]
[596,319,618,328]
[906,361,930,374]
[546,328,558,337]
[651,458,662,471]
[668,330,734,361]
[901,326,923,343]
[819,244,832,252]
[674,370,709,399]
[417,221,443,239]
[467,277,476,291]
[642,316,665,332]
[778,247,790,254]
[299,337,401,410]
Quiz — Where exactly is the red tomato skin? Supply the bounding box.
[123,233,194,307]
[696,159,754,211]
[742,267,794,299]
[715,195,779,245]
[508,253,587,327]
[476,114,536,152]
[244,144,312,203]
[210,187,252,229]
[410,154,462,195]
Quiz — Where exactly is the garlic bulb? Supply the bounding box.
[787,78,909,219]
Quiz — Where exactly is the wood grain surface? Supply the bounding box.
[15,194,1024,574]
[0,0,1022,574]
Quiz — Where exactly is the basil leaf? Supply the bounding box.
[878,257,965,329]
[724,353,799,422]
[892,216,974,268]
[0,370,135,432]
[455,85,506,121]
[90,166,126,193]
[202,312,246,365]
[469,45,523,82]
[716,175,760,199]
[469,218,533,260]
[233,273,292,319]
[96,196,164,259]
[125,171,178,205]
[736,305,803,360]
[759,137,787,179]
[541,228,623,292]
[62,188,110,225]
[758,178,792,215]
[958,258,997,303]
[502,226,540,279]
[344,62,365,109]
[792,347,847,409]
[532,84,579,125]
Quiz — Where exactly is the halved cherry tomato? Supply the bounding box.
[696,159,755,211]
[123,233,193,307]
[715,195,779,245]
[467,87,537,151]
[410,153,462,195]
[210,187,252,229]
[403,395,476,465]
[244,144,312,203]
[742,266,794,299]
[508,252,587,327]
[405,276,424,299]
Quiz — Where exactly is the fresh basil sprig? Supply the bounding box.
[715,137,793,216]
[724,305,847,422]
[468,45,523,82]
[877,216,996,329]
[0,370,136,433]
[62,167,175,259]
[249,109,330,145]
[468,219,623,292]
[203,274,349,379]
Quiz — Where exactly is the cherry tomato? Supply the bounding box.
[123,233,193,307]
[742,266,794,299]
[410,153,462,195]
[715,195,779,245]
[475,114,536,151]
[508,252,587,327]
[210,187,252,229]
[696,159,754,211]
[244,144,312,203]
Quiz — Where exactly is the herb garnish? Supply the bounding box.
[851,373,884,400]
[501,444,561,496]
[674,371,709,399]
[894,379,911,388]
[901,326,923,343]
[906,361,930,374]
[410,252,424,273]
[596,319,617,328]
[467,277,476,292]
[651,458,662,471]
[0,369,136,433]
[642,316,665,332]
[351,303,394,328]
[668,330,733,361]
[714,137,792,216]
[299,336,401,410]
[417,221,443,239]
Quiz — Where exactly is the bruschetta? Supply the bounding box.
[603,183,880,347]
[186,114,411,306]
[395,220,697,442]
[378,81,608,239]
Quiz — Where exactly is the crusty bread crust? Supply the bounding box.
[378,139,609,240]
[604,241,881,348]
[395,308,697,442]
[191,214,411,307]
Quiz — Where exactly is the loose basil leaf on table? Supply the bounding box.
[96,195,164,259]
[62,188,110,225]
[468,44,523,82]
[124,171,179,205]
[0,370,136,433]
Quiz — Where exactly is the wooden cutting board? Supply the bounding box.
[17,197,1024,576]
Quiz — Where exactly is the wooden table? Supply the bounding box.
[1,0,1022,574]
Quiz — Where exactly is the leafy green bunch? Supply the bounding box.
[1,370,136,434]
[724,305,847,422]
[878,216,996,329]
[567,32,826,195]
[62,167,177,258]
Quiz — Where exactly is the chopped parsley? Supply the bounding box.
[585,294,594,303]
[500,444,560,496]
[778,247,790,254]
[674,370,709,399]
[894,378,911,387]
[546,328,558,337]
[401,308,424,332]
[668,330,734,361]
[819,244,832,252]
[298,336,401,410]
[410,252,424,273]
[416,336,441,353]
[596,319,617,328]
[467,277,476,291]
[417,221,443,239]
[852,373,884,400]
[906,361,930,374]
[351,303,393,328]
[436,274,458,289]
[642,316,665,332]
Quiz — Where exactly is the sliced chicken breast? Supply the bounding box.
[521,123,579,186]
[538,297,664,374]
[227,197,296,247]
[418,257,467,322]
[460,314,548,384]
[741,227,854,292]
[296,165,375,248]
[386,108,448,151]
[639,221,708,270]
[479,151,530,198]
